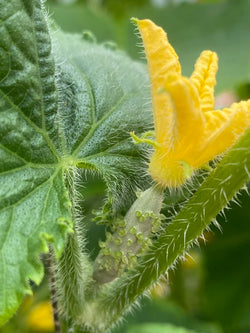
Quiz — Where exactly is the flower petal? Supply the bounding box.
[148,77,205,188]
[135,19,181,78]
[190,51,218,113]
[163,76,205,155]
[135,19,181,140]
[194,100,250,167]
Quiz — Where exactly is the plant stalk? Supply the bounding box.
[48,248,62,333]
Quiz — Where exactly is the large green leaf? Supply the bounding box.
[0,0,72,324]
[0,0,151,324]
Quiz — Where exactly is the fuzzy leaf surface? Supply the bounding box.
[52,29,152,206]
[0,0,152,324]
[0,0,73,324]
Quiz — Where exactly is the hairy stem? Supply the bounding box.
[48,249,62,333]
[55,170,93,321]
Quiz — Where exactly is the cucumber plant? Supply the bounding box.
[0,1,249,332]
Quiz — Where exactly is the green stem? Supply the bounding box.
[56,233,91,319]
[55,170,93,321]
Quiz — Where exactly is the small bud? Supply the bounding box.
[152,217,161,233]
[136,232,144,241]
[121,255,128,265]
[127,239,133,247]
[118,228,126,237]
[128,253,137,269]
[103,258,111,271]
[117,219,126,227]
[139,215,145,222]
[115,237,122,245]
[98,241,106,248]
[100,247,111,256]
[136,210,142,217]
[106,232,113,242]
[114,251,123,259]
[129,226,137,234]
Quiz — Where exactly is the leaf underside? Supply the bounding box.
[53,29,152,207]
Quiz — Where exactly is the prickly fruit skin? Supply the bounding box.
[93,186,164,284]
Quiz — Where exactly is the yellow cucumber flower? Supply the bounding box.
[132,18,250,188]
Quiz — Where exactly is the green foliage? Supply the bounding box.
[0,0,250,332]
[0,0,152,325]
[0,0,73,323]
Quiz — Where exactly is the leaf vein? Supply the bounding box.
[0,90,59,161]
[70,59,96,124]
[0,168,58,214]
[0,164,55,176]
[26,170,60,243]
[72,92,138,157]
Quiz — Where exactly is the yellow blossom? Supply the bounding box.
[132,18,250,188]
[26,301,54,331]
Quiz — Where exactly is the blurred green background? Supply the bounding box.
[1,0,250,332]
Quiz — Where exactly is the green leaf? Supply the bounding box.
[0,0,152,324]
[0,0,73,324]
[52,29,152,207]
